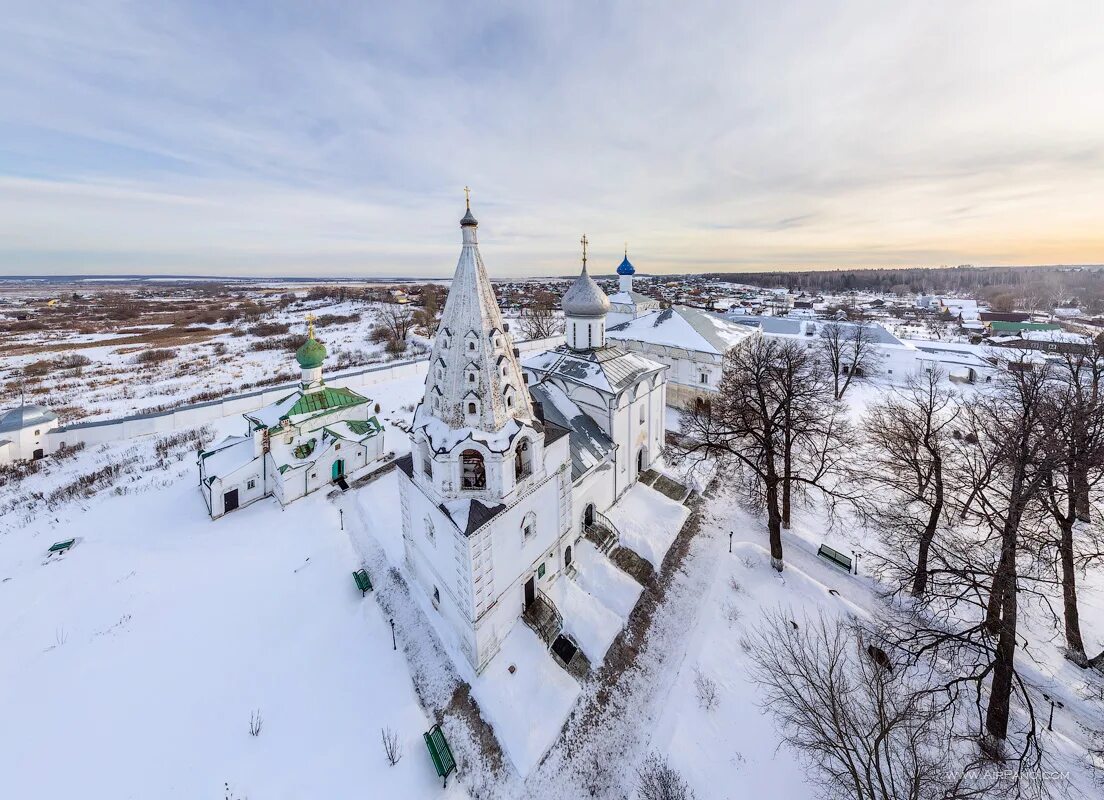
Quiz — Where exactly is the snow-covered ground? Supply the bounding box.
[607,482,691,567]
[3,326,1103,800]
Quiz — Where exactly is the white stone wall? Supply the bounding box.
[45,335,564,453]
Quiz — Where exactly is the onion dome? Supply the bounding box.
[562,264,610,318]
[616,254,635,276]
[296,316,327,369]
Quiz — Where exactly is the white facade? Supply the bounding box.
[0,404,59,464]
[198,333,387,519]
[398,210,668,674]
[607,305,759,408]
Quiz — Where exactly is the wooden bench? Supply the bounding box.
[423,723,456,788]
[352,569,372,596]
[817,544,852,573]
[48,539,75,556]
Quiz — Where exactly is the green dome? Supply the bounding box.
[296,336,326,369]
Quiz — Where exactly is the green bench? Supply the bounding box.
[423,723,456,788]
[352,569,372,596]
[817,544,852,573]
[48,539,76,556]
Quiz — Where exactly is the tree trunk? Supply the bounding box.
[910,465,943,597]
[766,478,784,572]
[1058,518,1087,662]
[782,446,792,529]
[985,548,1018,741]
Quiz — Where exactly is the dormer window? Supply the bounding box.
[469,341,476,351]
[468,402,477,414]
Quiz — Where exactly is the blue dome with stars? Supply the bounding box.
[616,255,635,276]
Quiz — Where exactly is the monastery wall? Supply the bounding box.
[44,334,564,453]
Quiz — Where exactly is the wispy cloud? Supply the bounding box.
[0,1,1102,276]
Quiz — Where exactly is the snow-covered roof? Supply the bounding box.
[523,344,665,396]
[0,404,57,432]
[199,435,256,480]
[608,306,756,356]
[730,315,910,347]
[529,382,614,481]
[607,290,657,306]
[418,202,533,432]
[244,392,300,429]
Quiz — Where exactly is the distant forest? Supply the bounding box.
[708,265,1104,313]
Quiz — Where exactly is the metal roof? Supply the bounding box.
[0,404,57,432]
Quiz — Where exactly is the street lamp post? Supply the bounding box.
[390,618,396,651]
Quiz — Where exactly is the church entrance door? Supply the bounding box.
[223,489,239,513]
[583,503,595,528]
[637,448,646,472]
[524,576,535,610]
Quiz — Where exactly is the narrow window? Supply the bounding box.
[469,341,475,351]
[468,402,476,414]
[247,479,256,490]
[420,440,433,478]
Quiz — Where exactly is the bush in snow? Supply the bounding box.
[248,709,263,737]
[693,669,719,712]
[636,753,696,800]
[381,727,402,766]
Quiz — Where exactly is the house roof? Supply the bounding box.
[529,381,614,481]
[608,305,756,356]
[0,404,57,432]
[729,315,909,347]
[198,435,255,479]
[523,344,665,395]
[245,386,368,430]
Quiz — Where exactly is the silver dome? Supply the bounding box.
[562,267,610,318]
[0,404,57,432]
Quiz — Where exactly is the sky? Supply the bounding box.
[0,1,1102,278]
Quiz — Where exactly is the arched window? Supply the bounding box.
[461,449,486,490]
[521,512,536,542]
[468,401,477,414]
[469,341,476,351]
[514,438,533,480]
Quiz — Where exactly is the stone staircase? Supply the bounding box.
[584,510,653,584]
[522,588,590,679]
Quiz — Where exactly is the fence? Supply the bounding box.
[45,334,564,452]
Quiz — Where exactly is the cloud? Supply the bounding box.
[0,1,1102,276]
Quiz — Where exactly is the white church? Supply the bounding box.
[396,200,668,674]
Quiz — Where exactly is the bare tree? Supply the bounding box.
[381,727,402,766]
[859,369,959,596]
[676,337,850,571]
[1037,346,1104,666]
[636,753,696,800]
[518,292,564,340]
[954,358,1060,745]
[747,610,993,800]
[413,284,443,335]
[820,320,881,400]
[375,303,415,342]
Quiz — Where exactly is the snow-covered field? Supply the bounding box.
[3,297,1104,799]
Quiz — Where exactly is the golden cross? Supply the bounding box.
[464,185,471,209]
[306,311,315,338]
[580,234,588,268]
